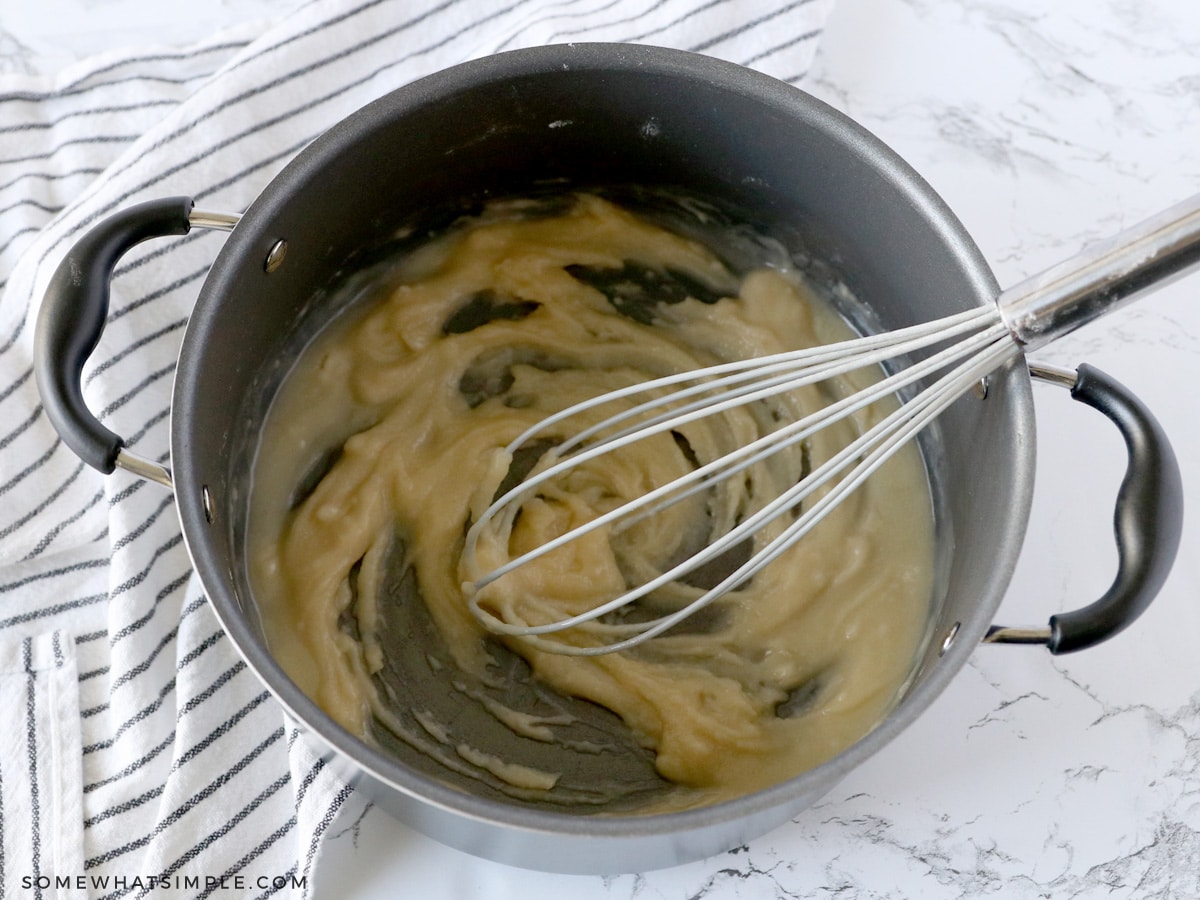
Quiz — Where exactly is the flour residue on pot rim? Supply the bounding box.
[244,193,936,813]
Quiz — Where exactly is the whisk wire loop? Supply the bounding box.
[465,315,1019,655]
[469,333,1019,656]
[465,307,1001,580]
[468,315,1009,596]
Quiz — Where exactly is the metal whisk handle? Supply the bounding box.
[999,192,1200,351]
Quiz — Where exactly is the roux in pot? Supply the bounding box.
[245,194,935,811]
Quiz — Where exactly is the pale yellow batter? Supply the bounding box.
[246,194,935,811]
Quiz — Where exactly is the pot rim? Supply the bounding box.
[171,41,1033,848]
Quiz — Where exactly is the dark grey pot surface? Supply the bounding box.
[171,44,1033,873]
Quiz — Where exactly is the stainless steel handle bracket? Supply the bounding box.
[115,447,172,489]
[982,625,1052,646]
[189,209,240,232]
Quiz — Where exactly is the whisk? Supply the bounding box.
[461,194,1200,656]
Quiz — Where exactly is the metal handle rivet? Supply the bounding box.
[264,239,288,273]
[940,621,961,656]
[972,376,989,400]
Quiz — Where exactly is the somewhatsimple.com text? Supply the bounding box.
[20,873,308,892]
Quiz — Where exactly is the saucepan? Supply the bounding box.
[33,44,1182,873]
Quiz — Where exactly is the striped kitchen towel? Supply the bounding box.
[0,0,835,895]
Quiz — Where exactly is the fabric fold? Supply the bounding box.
[0,632,85,900]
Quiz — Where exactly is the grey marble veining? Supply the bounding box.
[0,26,35,75]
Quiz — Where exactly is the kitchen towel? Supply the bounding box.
[0,0,835,895]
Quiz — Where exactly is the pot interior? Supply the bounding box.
[173,43,1033,839]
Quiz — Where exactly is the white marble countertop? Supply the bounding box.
[7,0,1199,897]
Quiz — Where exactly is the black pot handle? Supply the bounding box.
[985,362,1183,654]
[34,197,199,488]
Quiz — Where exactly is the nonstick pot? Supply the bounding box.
[34,44,1182,874]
